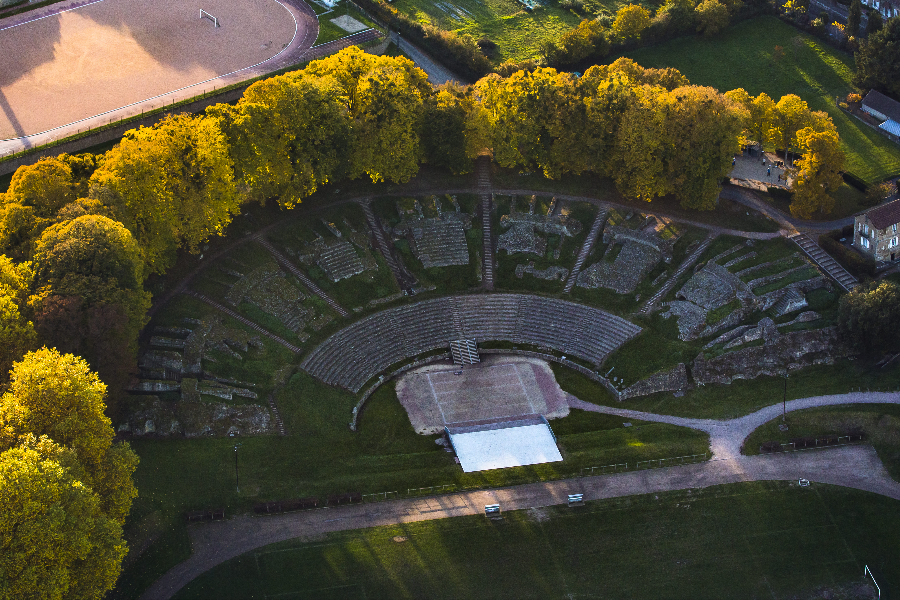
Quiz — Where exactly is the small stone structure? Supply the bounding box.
[618,363,689,400]
[497,195,582,257]
[117,395,275,437]
[392,195,472,267]
[293,219,377,282]
[515,261,569,281]
[693,326,850,385]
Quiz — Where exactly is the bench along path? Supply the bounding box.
[789,232,858,292]
[140,441,900,600]
[477,156,495,290]
[254,236,349,317]
[182,290,302,354]
[636,232,716,316]
[563,208,607,294]
[567,390,900,460]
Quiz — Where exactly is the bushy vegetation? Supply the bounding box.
[819,228,877,278]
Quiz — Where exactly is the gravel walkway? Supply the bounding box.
[140,393,900,600]
[567,391,900,459]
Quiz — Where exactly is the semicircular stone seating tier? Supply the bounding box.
[300,294,642,392]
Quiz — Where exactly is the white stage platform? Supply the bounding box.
[446,415,563,473]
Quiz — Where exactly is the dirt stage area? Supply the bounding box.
[0,0,296,139]
[395,356,569,435]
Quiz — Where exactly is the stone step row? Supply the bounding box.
[564,208,607,293]
[301,293,642,392]
[476,157,494,290]
[359,200,414,290]
[788,233,858,292]
[254,236,349,317]
[637,233,717,316]
[182,290,303,354]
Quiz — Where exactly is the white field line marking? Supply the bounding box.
[0,0,105,32]
[0,0,299,142]
[425,373,448,423]
[434,384,524,405]
[514,363,536,414]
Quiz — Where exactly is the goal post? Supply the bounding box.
[200,9,220,27]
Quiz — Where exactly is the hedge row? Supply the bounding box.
[819,229,878,278]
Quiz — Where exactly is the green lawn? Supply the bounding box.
[174,481,898,599]
[625,15,900,187]
[743,404,900,481]
[314,4,379,45]
[391,0,664,63]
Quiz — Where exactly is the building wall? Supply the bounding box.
[854,214,900,262]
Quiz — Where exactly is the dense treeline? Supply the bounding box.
[0,48,845,598]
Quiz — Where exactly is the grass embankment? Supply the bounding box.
[625,15,900,201]
[174,481,899,599]
[743,404,900,479]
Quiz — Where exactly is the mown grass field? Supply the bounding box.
[173,481,898,599]
[625,16,900,187]
[390,0,661,63]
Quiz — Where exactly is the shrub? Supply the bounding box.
[846,93,862,104]
[560,0,584,11]
[768,186,794,201]
[841,171,869,192]
[819,231,878,278]
[864,181,897,206]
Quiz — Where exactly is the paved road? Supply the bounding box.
[140,393,900,600]
[0,0,319,153]
[391,31,463,85]
[568,390,900,460]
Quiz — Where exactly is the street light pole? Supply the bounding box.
[233,443,242,493]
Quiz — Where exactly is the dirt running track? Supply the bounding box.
[0,0,318,151]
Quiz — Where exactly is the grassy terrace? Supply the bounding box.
[174,482,899,599]
[625,15,900,191]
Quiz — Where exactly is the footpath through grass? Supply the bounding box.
[625,15,900,187]
[174,481,898,599]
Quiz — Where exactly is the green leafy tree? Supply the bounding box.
[421,86,474,174]
[0,348,138,523]
[695,0,730,35]
[7,157,75,218]
[613,4,651,40]
[838,281,900,355]
[0,291,37,389]
[303,47,431,184]
[865,9,882,35]
[208,74,350,209]
[90,114,240,274]
[855,16,900,99]
[789,126,845,218]
[847,0,861,37]
[0,438,126,600]
[29,216,150,415]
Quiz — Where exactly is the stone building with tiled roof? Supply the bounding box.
[854,198,900,262]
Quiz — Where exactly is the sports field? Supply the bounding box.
[0,0,296,139]
[395,357,569,434]
[172,481,895,599]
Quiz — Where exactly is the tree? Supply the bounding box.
[208,74,350,209]
[0,439,126,600]
[90,114,240,274]
[855,16,900,99]
[654,0,697,36]
[789,126,845,218]
[695,0,730,35]
[838,281,900,355]
[0,348,138,523]
[847,0,862,37]
[421,85,474,174]
[303,48,431,184]
[613,4,651,40]
[0,291,37,389]
[774,94,811,166]
[865,8,883,35]
[613,84,671,202]
[661,86,747,209]
[6,157,75,218]
[29,216,150,416]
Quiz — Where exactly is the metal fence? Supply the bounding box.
[759,434,866,454]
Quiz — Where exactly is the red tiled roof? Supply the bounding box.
[867,198,900,230]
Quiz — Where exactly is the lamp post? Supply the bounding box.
[233,443,243,493]
[780,371,789,431]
